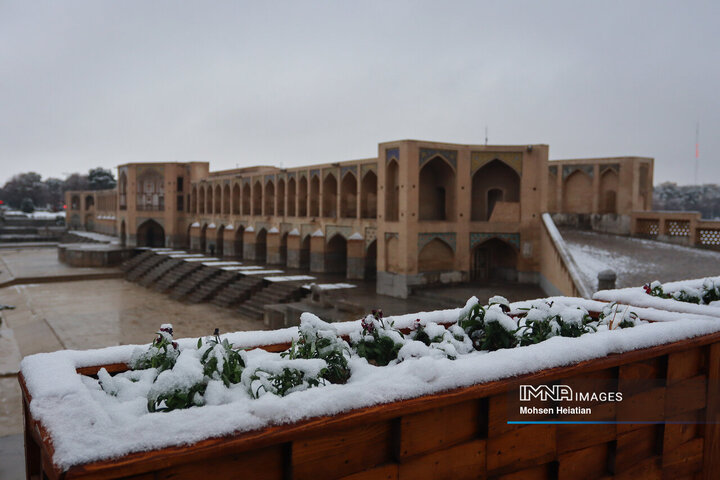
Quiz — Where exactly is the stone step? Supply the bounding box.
[126,255,169,282]
[185,271,239,304]
[168,267,222,301]
[153,263,204,293]
[120,250,154,272]
[210,277,265,308]
[138,258,185,287]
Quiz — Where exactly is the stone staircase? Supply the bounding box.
[138,258,186,288]
[185,270,240,304]
[126,254,170,282]
[168,266,222,301]
[210,276,266,308]
[153,262,204,293]
[120,250,155,272]
[236,281,309,320]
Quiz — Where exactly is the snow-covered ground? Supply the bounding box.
[561,229,720,291]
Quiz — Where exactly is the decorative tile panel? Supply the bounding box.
[265,174,275,183]
[323,167,339,179]
[341,165,358,178]
[470,232,520,249]
[418,232,456,252]
[562,165,594,179]
[420,148,458,170]
[310,169,320,178]
[471,152,522,175]
[287,171,296,179]
[361,163,377,177]
[326,225,352,241]
[386,148,400,164]
[600,164,620,175]
[385,232,399,240]
[365,226,377,248]
[548,165,558,176]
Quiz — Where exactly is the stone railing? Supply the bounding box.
[631,211,720,249]
[539,213,592,298]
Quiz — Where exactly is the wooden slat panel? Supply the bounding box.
[662,437,704,478]
[292,422,393,480]
[664,409,704,451]
[703,342,720,479]
[487,425,555,475]
[616,387,665,433]
[613,456,662,480]
[398,439,485,480]
[156,444,284,479]
[557,402,616,454]
[667,347,707,385]
[339,463,398,480]
[399,399,481,459]
[558,442,611,480]
[492,463,559,480]
[619,356,667,396]
[665,375,706,417]
[614,425,663,473]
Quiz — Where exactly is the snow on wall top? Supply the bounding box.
[20,298,720,471]
[594,276,720,317]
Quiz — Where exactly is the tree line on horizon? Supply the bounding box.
[0,168,116,212]
[653,182,720,220]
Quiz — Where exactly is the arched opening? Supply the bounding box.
[299,235,311,270]
[323,173,338,217]
[137,169,164,211]
[84,214,94,231]
[279,232,288,265]
[199,187,205,214]
[71,195,80,210]
[186,223,192,250]
[562,170,593,214]
[325,234,347,274]
[264,180,275,216]
[287,177,297,216]
[190,186,197,214]
[200,224,208,252]
[340,172,357,218]
[361,170,377,218]
[119,173,127,210]
[547,170,558,212]
[242,183,251,215]
[256,228,268,263]
[214,185,221,214]
[85,195,94,210]
[216,225,225,257]
[253,181,262,216]
[120,220,127,246]
[277,179,286,216]
[223,185,230,214]
[471,238,518,282]
[600,169,619,214]
[309,175,320,217]
[385,160,399,221]
[232,184,240,215]
[70,214,81,229]
[234,226,245,260]
[471,160,520,221]
[419,157,455,221]
[206,186,213,214]
[137,220,166,248]
[418,238,454,272]
[298,177,308,216]
[486,189,504,221]
[364,240,377,281]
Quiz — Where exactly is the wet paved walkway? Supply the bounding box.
[561,228,720,291]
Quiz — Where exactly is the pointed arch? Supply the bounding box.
[287,177,297,216]
[309,175,320,217]
[419,156,455,221]
[214,185,222,214]
[323,173,338,217]
[600,168,619,214]
[325,234,347,274]
[471,159,520,221]
[252,180,262,215]
[471,238,518,282]
[298,176,308,216]
[418,238,454,272]
[200,223,208,252]
[256,228,267,263]
[385,160,399,221]
[190,186,198,214]
[364,239,377,280]
[234,225,245,259]
[264,180,275,216]
[216,225,225,256]
[205,186,213,214]
[137,219,165,248]
[562,170,593,214]
[120,220,127,246]
[198,186,206,214]
[223,185,230,214]
[277,178,286,216]
[232,183,240,215]
[361,170,377,218]
[242,182,251,215]
[119,172,128,210]
[299,234,311,269]
[340,171,357,218]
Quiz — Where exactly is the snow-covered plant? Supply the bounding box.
[643,281,669,299]
[197,328,246,387]
[671,288,701,304]
[129,324,179,372]
[644,278,720,305]
[516,302,596,346]
[400,320,473,360]
[597,302,640,330]
[458,297,518,351]
[147,348,207,412]
[243,357,327,398]
[702,279,720,304]
[282,313,351,384]
[351,309,405,366]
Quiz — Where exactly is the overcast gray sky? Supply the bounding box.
[1,0,718,186]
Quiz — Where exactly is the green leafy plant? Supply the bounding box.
[198,328,245,387]
[130,324,179,372]
[352,310,404,366]
[248,366,324,399]
[282,317,351,384]
[148,383,207,413]
[458,303,518,351]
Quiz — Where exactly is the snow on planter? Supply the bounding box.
[19,296,720,472]
[594,276,720,317]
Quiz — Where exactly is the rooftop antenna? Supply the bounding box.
[485,126,488,146]
[694,122,700,185]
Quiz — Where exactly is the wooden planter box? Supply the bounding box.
[20,316,720,479]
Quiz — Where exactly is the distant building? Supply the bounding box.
[66,139,653,298]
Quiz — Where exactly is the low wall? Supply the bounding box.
[550,213,631,235]
[58,244,134,267]
[631,211,720,249]
[539,213,592,298]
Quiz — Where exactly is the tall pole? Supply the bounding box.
[694,122,699,185]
